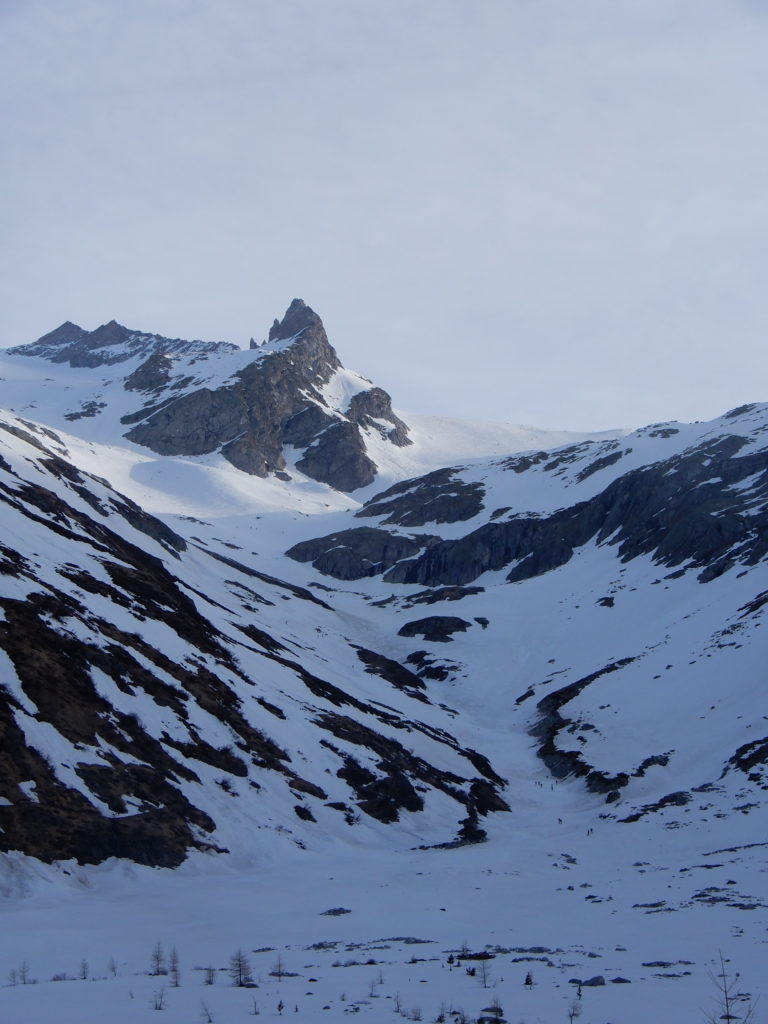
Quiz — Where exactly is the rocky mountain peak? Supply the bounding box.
[12,319,133,367]
[117,299,408,490]
[3,300,409,492]
[261,298,341,379]
[268,297,324,342]
[30,320,87,348]
[10,318,237,369]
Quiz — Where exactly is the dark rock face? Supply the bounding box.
[296,420,378,491]
[0,554,233,866]
[575,447,626,482]
[286,527,438,580]
[405,655,460,679]
[127,301,341,474]
[353,646,428,700]
[405,650,458,681]
[404,585,485,606]
[23,320,87,351]
[14,301,411,492]
[62,320,133,367]
[346,387,411,447]
[530,659,636,799]
[398,616,472,642]
[316,712,508,827]
[728,735,768,775]
[282,403,336,447]
[268,299,322,342]
[123,299,409,491]
[124,353,173,392]
[382,435,768,586]
[356,468,484,526]
[620,790,692,823]
[128,385,245,456]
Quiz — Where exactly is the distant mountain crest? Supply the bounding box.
[11,319,236,369]
[7,301,411,491]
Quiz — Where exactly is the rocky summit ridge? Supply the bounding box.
[7,299,411,491]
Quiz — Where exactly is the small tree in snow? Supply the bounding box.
[478,959,491,988]
[704,952,757,1024]
[169,947,180,988]
[568,999,582,1023]
[150,941,166,977]
[229,948,254,987]
[485,997,503,1019]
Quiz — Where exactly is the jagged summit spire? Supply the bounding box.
[268,298,324,342]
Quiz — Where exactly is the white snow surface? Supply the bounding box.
[0,333,766,1023]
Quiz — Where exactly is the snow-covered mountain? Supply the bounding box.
[1,302,766,1023]
[3,299,412,491]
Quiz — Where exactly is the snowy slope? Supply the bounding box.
[0,309,766,1023]
[0,410,509,869]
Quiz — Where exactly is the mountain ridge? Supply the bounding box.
[5,300,412,491]
[0,307,766,881]
[2,304,768,1021]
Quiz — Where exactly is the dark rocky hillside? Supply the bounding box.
[10,300,411,491]
[0,414,506,866]
[289,425,768,585]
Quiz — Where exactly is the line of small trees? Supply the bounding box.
[6,940,758,1024]
[149,942,180,986]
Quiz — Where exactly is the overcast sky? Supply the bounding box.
[1,0,767,431]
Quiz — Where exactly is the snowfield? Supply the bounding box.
[1,815,765,1024]
[0,323,766,1023]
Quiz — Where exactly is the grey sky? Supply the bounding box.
[1,0,767,431]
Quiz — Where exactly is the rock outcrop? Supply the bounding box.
[125,300,344,477]
[14,300,411,492]
[295,431,768,585]
[356,468,485,526]
[287,526,439,581]
[385,435,768,585]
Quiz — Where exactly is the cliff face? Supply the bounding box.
[288,417,768,586]
[125,300,343,476]
[12,300,411,492]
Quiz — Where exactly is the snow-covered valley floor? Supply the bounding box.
[2,772,765,1024]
